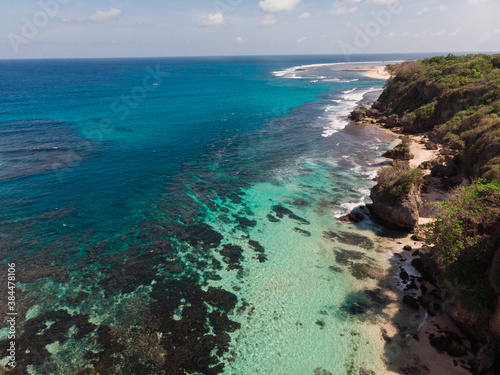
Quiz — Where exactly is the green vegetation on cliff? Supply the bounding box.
[423,180,500,311]
[376,161,423,203]
[378,54,500,312]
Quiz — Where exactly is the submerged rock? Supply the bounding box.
[236,216,257,228]
[272,205,310,225]
[294,227,312,237]
[267,214,280,223]
[314,368,332,375]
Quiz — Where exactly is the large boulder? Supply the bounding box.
[369,183,421,232]
[349,109,367,121]
[470,338,498,375]
[384,115,399,128]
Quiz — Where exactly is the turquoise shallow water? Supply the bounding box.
[0,54,429,374]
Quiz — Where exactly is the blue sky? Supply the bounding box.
[1,0,499,59]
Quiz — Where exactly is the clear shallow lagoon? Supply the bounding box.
[0,54,429,374]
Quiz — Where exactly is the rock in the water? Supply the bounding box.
[338,211,364,223]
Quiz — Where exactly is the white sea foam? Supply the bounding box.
[342,88,357,94]
[334,197,367,218]
[321,87,378,137]
[271,60,404,80]
[272,61,398,137]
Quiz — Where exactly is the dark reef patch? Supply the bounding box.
[294,227,312,237]
[248,240,265,253]
[145,278,239,375]
[323,230,374,250]
[235,216,257,228]
[173,223,223,250]
[334,249,366,266]
[333,249,383,280]
[99,256,158,296]
[267,214,280,223]
[0,310,98,374]
[219,244,244,270]
[272,205,310,225]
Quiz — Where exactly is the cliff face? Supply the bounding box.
[370,183,421,232]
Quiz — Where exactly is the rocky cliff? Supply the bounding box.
[358,54,500,374]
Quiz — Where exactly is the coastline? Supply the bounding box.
[348,87,478,374]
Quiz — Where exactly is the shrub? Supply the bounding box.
[377,161,423,202]
[422,180,500,312]
[424,181,500,261]
[416,102,435,120]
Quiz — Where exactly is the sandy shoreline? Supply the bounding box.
[343,66,391,80]
[368,131,474,374]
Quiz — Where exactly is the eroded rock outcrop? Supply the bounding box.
[369,183,421,232]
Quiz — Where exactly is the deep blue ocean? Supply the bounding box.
[0,54,433,374]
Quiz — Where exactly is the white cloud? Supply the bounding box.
[236,36,245,44]
[367,0,399,4]
[259,0,302,13]
[330,0,360,15]
[402,31,410,37]
[199,13,226,27]
[260,14,278,26]
[467,0,490,5]
[417,7,429,16]
[495,29,500,34]
[385,32,395,38]
[430,29,446,37]
[330,5,358,15]
[297,36,307,43]
[299,12,312,19]
[439,5,450,11]
[90,8,122,23]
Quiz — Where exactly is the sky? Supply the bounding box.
[0,0,499,59]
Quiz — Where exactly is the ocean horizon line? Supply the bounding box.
[1,50,499,62]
